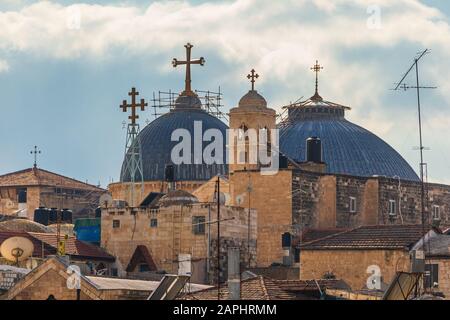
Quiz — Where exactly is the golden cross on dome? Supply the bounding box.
[247,69,259,91]
[120,87,147,125]
[172,43,205,96]
[311,60,323,96]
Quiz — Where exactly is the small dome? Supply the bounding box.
[0,219,52,233]
[238,90,267,110]
[174,94,202,110]
[158,190,199,207]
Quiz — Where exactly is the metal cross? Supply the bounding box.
[247,69,259,91]
[30,145,41,168]
[172,43,205,96]
[310,60,323,96]
[120,87,148,125]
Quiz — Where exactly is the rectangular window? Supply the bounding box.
[150,218,158,228]
[112,220,120,228]
[389,200,397,215]
[192,216,206,235]
[432,205,441,221]
[349,197,357,213]
[424,264,439,288]
[17,188,27,203]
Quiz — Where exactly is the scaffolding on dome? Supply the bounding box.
[150,88,228,122]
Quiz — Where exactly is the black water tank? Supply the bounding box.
[61,209,73,224]
[49,208,58,224]
[165,164,175,182]
[34,207,49,226]
[306,137,322,163]
[279,154,288,169]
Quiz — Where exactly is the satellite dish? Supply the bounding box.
[99,193,113,208]
[0,236,34,264]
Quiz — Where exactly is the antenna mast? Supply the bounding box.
[119,87,147,207]
[393,49,436,294]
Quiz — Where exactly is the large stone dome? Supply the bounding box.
[121,94,228,182]
[279,97,419,181]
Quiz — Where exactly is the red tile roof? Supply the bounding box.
[29,232,115,261]
[299,225,430,250]
[126,245,157,272]
[180,276,299,300]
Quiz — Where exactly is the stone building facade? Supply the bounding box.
[0,167,105,220]
[230,168,450,267]
[101,199,257,284]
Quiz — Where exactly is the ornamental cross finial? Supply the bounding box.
[172,43,205,96]
[120,87,147,125]
[247,69,259,91]
[30,145,41,168]
[311,60,323,95]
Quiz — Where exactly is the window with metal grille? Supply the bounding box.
[349,197,357,213]
[192,216,206,235]
[432,205,441,221]
[389,200,397,215]
[112,220,120,228]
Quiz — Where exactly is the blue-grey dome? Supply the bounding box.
[121,96,228,182]
[279,97,419,181]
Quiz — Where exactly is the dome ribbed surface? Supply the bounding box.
[121,108,228,182]
[279,118,419,181]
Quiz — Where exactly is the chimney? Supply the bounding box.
[299,137,326,173]
[227,247,240,300]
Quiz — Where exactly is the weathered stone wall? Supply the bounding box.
[109,180,204,205]
[101,203,256,283]
[300,249,411,290]
[428,258,450,298]
[230,169,292,267]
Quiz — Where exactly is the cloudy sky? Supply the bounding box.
[0,0,449,186]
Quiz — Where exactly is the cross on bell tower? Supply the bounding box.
[310,60,323,101]
[172,43,205,97]
[30,145,41,168]
[247,69,259,91]
[120,87,148,125]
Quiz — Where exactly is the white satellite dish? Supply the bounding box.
[99,193,113,208]
[0,236,34,264]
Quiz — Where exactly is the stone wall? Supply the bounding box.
[109,180,205,206]
[427,258,450,298]
[101,203,257,283]
[299,249,411,290]
[230,169,292,267]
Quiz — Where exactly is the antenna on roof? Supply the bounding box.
[392,48,436,295]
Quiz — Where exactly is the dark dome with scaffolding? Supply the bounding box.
[278,61,419,181]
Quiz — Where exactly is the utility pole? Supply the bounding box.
[216,176,221,300]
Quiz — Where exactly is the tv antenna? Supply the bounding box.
[392,49,436,294]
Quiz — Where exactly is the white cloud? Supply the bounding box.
[0,0,449,182]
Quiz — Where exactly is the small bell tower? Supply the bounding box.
[228,69,276,173]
